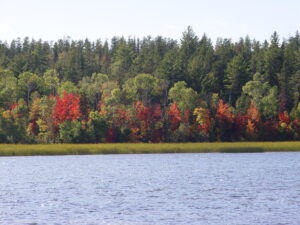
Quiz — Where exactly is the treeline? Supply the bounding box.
[0,27,300,143]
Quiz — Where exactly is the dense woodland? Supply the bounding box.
[0,27,300,143]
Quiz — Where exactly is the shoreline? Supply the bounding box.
[0,142,300,156]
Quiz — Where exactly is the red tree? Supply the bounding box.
[278,111,290,124]
[135,101,150,128]
[216,100,234,141]
[217,100,233,121]
[168,103,181,131]
[53,91,81,125]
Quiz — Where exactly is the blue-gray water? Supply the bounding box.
[0,153,300,225]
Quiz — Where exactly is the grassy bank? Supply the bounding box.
[0,142,300,156]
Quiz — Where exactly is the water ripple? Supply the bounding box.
[0,153,300,225]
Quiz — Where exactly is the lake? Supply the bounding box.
[0,153,300,225]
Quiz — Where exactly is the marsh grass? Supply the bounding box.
[0,142,299,156]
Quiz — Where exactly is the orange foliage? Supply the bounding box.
[247,102,260,122]
[246,119,256,138]
[217,100,234,122]
[28,121,38,135]
[53,91,81,125]
[168,103,181,131]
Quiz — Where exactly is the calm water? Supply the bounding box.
[0,153,300,225]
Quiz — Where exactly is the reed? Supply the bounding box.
[0,142,299,156]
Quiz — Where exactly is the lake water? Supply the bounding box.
[0,153,300,225]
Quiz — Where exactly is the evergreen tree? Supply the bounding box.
[224,53,250,105]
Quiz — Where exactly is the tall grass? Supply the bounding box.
[0,142,299,156]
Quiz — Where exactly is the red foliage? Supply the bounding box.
[215,100,235,140]
[235,115,249,128]
[184,109,190,123]
[135,101,150,128]
[118,109,127,120]
[152,104,162,119]
[234,114,250,137]
[293,118,300,126]
[217,100,234,122]
[278,111,290,124]
[151,105,163,142]
[199,122,210,135]
[53,91,81,125]
[168,103,181,131]
[28,121,38,135]
[113,107,130,127]
[10,103,17,110]
[106,128,116,143]
[194,108,211,134]
[117,108,129,121]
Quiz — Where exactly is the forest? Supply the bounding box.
[0,27,300,143]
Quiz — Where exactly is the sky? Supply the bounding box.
[0,0,299,43]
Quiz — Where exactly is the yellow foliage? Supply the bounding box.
[154,121,163,129]
[2,110,11,120]
[280,122,287,129]
[193,107,208,126]
[36,119,48,133]
[193,107,211,134]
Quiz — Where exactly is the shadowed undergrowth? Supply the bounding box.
[0,142,299,156]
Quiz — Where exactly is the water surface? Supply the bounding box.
[0,153,300,225]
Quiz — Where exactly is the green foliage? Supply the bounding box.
[79,73,108,109]
[59,121,81,143]
[0,102,31,143]
[155,47,183,84]
[236,94,251,114]
[264,32,282,86]
[86,111,108,142]
[224,54,250,105]
[132,36,171,75]
[17,72,44,105]
[0,30,300,143]
[168,81,198,113]
[187,34,214,91]
[111,42,135,85]
[289,70,300,108]
[260,86,278,119]
[242,73,278,119]
[0,69,17,108]
[123,74,163,106]
[58,81,79,95]
[43,69,60,96]
[290,102,300,120]
[168,123,190,142]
